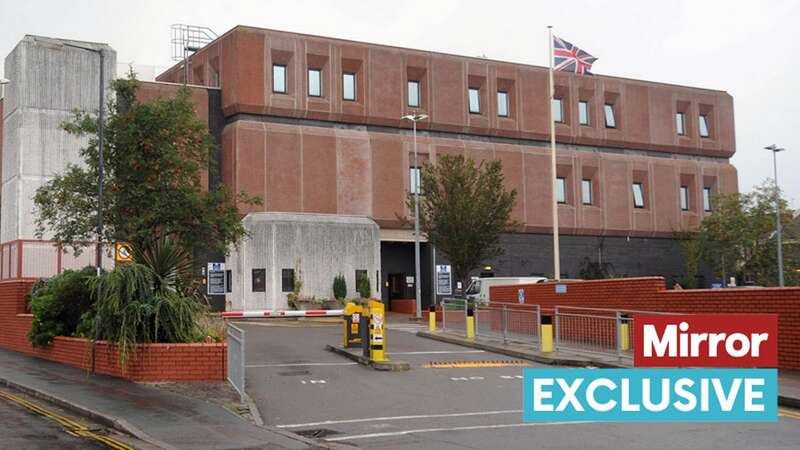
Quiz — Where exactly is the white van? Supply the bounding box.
[464,277,548,304]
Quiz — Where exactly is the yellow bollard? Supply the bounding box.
[428,305,436,332]
[540,324,553,353]
[342,302,363,348]
[368,300,387,362]
[466,306,475,339]
[620,323,630,351]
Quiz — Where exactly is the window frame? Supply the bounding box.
[407,80,420,108]
[582,179,593,205]
[604,103,616,128]
[552,98,564,123]
[698,114,710,138]
[556,177,567,204]
[497,91,509,117]
[632,182,645,209]
[676,111,686,136]
[703,187,713,212]
[578,100,589,126]
[281,268,295,293]
[342,72,357,101]
[468,87,481,114]
[679,185,689,211]
[252,268,266,292]
[272,64,287,94]
[409,166,422,195]
[308,68,322,97]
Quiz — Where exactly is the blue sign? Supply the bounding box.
[523,368,777,422]
[555,284,567,294]
[711,283,723,289]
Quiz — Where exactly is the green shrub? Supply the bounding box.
[28,266,96,348]
[333,274,347,300]
[88,263,205,366]
[358,275,371,299]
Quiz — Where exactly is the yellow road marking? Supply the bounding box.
[0,389,135,450]
[423,360,530,369]
[778,408,800,420]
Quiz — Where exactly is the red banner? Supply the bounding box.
[633,314,778,367]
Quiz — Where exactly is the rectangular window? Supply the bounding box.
[703,187,712,212]
[579,101,589,125]
[556,177,567,204]
[408,80,420,107]
[409,166,421,195]
[552,98,564,123]
[497,91,509,117]
[680,186,689,211]
[343,72,356,101]
[699,114,710,137]
[272,64,287,93]
[632,183,645,208]
[252,268,266,292]
[676,112,686,135]
[468,88,481,113]
[308,69,322,97]
[281,268,295,292]
[582,179,593,205]
[355,270,368,291]
[604,103,616,128]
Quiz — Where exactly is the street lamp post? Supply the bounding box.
[401,113,428,319]
[764,145,786,287]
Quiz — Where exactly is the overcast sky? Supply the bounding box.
[2,0,798,208]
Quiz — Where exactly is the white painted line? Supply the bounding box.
[325,421,594,441]
[246,362,358,368]
[277,409,522,429]
[389,350,486,355]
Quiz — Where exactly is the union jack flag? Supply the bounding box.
[553,36,597,75]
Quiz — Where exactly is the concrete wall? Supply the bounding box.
[1,35,116,243]
[226,212,381,311]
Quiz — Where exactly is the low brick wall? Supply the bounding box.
[491,277,800,369]
[0,280,226,381]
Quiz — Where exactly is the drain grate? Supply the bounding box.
[278,370,310,376]
[295,428,341,438]
[423,360,530,369]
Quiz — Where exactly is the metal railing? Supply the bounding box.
[475,304,540,344]
[553,306,674,358]
[226,323,245,403]
[440,298,467,334]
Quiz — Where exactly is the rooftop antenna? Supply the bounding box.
[171,24,218,85]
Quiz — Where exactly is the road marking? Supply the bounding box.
[424,360,529,369]
[779,408,800,420]
[325,421,592,441]
[300,379,327,384]
[276,409,523,428]
[390,350,486,355]
[0,389,134,450]
[450,376,485,381]
[246,362,358,368]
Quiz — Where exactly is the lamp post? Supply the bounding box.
[764,144,786,287]
[401,113,428,319]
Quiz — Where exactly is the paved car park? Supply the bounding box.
[238,320,800,450]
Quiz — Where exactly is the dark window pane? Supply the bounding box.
[355,270,367,291]
[252,268,266,292]
[281,269,295,292]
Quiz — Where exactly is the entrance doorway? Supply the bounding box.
[380,241,432,313]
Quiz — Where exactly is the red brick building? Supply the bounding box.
[154,25,738,310]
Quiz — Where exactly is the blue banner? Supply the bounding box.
[522,368,777,422]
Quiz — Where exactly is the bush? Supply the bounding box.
[358,275,371,299]
[28,266,97,348]
[88,263,205,366]
[333,274,347,300]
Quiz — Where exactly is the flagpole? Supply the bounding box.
[548,25,561,282]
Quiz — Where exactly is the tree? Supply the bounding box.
[34,73,260,262]
[696,180,797,286]
[409,154,517,288]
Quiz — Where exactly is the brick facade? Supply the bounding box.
[491,277,800,369]
[0,280,226,381]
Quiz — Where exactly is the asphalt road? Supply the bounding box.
[0,389,110,450]
[239,320,800,450]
